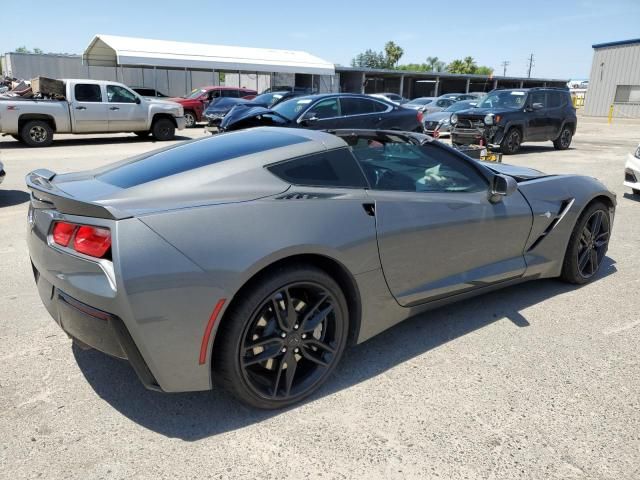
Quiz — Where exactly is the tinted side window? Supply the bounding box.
[221,90,239,98]
[341,98,376,115]
[530,91,547,108]
[75,84,102,102]
[303,98,340,119]
[268,148,367,188]
[352,141,487,193]
[547,91,566,108]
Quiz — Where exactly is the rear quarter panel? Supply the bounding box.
[1,100,70,134]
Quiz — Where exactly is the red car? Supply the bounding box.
[170,87,257,127]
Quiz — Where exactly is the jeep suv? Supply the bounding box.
[450,88,576,154]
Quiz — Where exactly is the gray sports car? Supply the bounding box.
[26,127,615,409]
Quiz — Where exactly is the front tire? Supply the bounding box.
[500,128,521,155]
[151,118,176,141]
[553,125,573,150]
[184,111,196,128]
[20,120,54,147]
[213,264,349,409]
[560,201,611,284]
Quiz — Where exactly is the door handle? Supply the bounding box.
[109,106,120,111]
[362,203,375,217]
[75,106,86,110]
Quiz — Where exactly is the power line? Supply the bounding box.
[500,60,510,77]
[526,53,535,78]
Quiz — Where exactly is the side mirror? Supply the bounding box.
[135,97,141,104]
[490,174,518,203]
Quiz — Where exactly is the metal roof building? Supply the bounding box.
[583,38,640,117]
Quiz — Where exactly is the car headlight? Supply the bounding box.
[635,145,640,159]
[450,114,458,125]
[484,114,494,125]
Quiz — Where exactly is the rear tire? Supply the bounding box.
[560,201,611,284]
[500,127,521,155]
[20,120,54,147]
[151,118,175,141]
[213,264,349,409]
[553,125,573,150]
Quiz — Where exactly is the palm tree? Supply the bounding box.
[425,56,446,72]
[384,41,404,68]
[447,59,466,74]
[463,56,477,73]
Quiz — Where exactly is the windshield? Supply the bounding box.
[477,90,527,110]
[271,96,315,120]
[186,89,206,99]
[407,98,433,105]
[252,92,285,106]
[445,101,477,112]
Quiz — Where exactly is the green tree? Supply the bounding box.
[384,41,404,68]
[425,56,446,72]
[447,56,493,75]
[475,65,494,75]
[447,59,467,73]
[351,49,388,69]
[15,46,30,53]
[33,48,43,54]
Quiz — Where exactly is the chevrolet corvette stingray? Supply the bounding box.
[26,127,615,408]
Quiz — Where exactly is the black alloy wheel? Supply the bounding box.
[554,126,573,150]
[576,210,609,279]
[213,265,349,409]
[240,282,342,401]
[501,128,521,155]
[561,202,611,284]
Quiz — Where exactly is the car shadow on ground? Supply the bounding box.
[74,258,616,441]
[0,189,30,207]
[0,135,193,149]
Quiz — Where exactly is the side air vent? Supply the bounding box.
[527,198,575,252]
[275,192,332,200]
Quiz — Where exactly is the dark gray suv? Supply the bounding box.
[450,88,577,154]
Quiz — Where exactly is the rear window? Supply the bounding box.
[98,130,309,188]
[75,84,102,102]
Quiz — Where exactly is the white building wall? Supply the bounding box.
[584,42,640,117]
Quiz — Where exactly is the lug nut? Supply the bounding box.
[281,332,286,338]
[294,348,299,353]
[294,324,299,330]
[301,334,307,339]
[281,347,287,353]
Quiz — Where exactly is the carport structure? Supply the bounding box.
[82,34,336,97]
[336,66,567,99]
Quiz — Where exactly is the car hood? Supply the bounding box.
[481,162,546,180]
[147,98,183,107]
[457,107,517,118]
[424,111,452,122]
[220,106,290,129]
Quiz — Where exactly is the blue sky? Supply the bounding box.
[1,0,639,79]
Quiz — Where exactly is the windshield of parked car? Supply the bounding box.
[186,89,206,99]
[444,101,477,112]
[271,96,315,120]
[477,90,527,109]
[252,92,286,106]
[406,98,433,105]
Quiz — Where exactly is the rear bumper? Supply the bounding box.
[34,264,161,390]
[624,152,640,191]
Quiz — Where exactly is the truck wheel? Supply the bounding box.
[184,111,196,128]
[20,120,54,147]
[500,128,521,155]
[553,126,573,150]
[151,118,176,141]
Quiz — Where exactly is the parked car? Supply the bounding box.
[403,97,435,111]
[440,93,481,101]
[170,86,258,127]
[132,87,168,98]
[0,79,186,147]
[450,88,577,154]
[262,86,314,94]
[204,91,298,133]
[422,96,458,114]
[423,100,478,137]
[369,92,408,105]
[624,143,640,195]
[26,127,615,408]
[219,93,423,133]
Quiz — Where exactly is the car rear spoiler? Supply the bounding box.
[26,169,131,220]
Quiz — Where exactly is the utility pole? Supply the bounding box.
[500,60,510,77]
[526,53,535,78]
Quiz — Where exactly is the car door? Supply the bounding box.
[524,91,549,141]
[545,91,566,140]
[70,83,109,133]
[339,97,391,129]
[352,140,532,306]
[106,85,147,132]
[297,97,342,129]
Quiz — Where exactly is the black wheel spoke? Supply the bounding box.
[579,228,591,247]
[300,346,330,367]
[578,247,590,271]
[271,295,289,332]
[283,353,298,396]
[303,305,334,333]
[591,212,603,237]
[244,336,283,353]
[304,337,336,355]
[589,248,599,274]
[243,343,283,367]
[271,357,286,398]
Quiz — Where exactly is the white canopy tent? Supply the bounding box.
[83,34,335,76]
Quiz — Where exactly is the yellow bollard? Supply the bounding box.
[608,104,614,124]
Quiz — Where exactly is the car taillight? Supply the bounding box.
[417,111,424,123]
[52,221,75,247]
[51,221,111,258]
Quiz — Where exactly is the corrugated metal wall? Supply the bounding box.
[584,43,640,117]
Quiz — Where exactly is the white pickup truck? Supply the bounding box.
[0,79,186,147]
